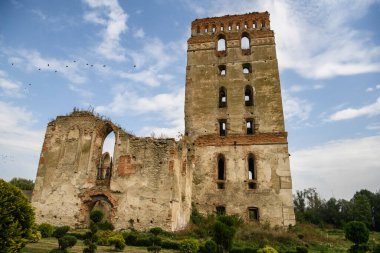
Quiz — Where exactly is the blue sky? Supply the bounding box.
[0,0,379,200]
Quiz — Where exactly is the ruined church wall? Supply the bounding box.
[32,113,191,230]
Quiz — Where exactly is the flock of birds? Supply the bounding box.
[7,60,137,90]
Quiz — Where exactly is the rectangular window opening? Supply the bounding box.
[219,120,226,136]
[217,182,225,189]
[248,207,259,220]
[216,206,226,215]
[248,182,256,189]
[246,120,254,135]
[218,65,226,76]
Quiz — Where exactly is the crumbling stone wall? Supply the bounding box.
[32,12,295,230]
[32,112,191,230]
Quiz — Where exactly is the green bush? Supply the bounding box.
[150,227,164,236]
[0,179,35,252]
[257,246,278,253]
[9,177,34,190]
[213,220,236,251]
[53,226,70,239]
[67,232,86,240]
[97,220,114,230]
[109,234,126,251]
[373,244,380,253]
[344,221,369,245]
[58,235,77,250]
[203,240,217,253]
[348,244,369,253]
[230,248,245,253]
[161,239,180,250]
[147,245,162,252]
[90,210,104,223]
[296,246,308,253]
[38,223,55,238]
[243,247,257,253]
[179,239,199,253]
[123,232,138,245]
[28,229,42,243]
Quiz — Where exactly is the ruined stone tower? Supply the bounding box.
[32,12,295,231]
[185,12,295,226]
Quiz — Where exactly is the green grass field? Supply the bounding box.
[22,237,178,253]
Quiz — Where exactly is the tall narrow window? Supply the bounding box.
[241,33,250,50]
[248,154,255,180]
[205,25,208,33]
[196,26,200,34]
[217,155,225,180]
[212,25,216,32]
[253,21,257,29]
[245,86,253,106]
[219,87,227,108]
[218,65,226,76]
[248,207,259,221]
[242,63,252,74]
[228,23,232,31]
[217,35,226,51]
[220,24,224,31]
[216,206,226,215]
[261,20,266,28]
[219,120,226,136]
[246,119,254,135]
[98,130,115,181]
[244,22,248,29]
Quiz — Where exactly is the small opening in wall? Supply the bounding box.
[212,25,216,32]
[242,63,252,74]
[218,65,226,76]
[248,154,255,180]
[196,26,200,34]
[241,32,250,50]
[245,86,253,106]
[236,23,240,30]
[246,119,254,135]
[217,36,226,51]
[216,206,226,215]
[248,182,256,189]
[219,120,226,136]
[253,21,257,29]
[244,22,248,29]
[217,155,225,180]
[217,182,225,189]
[228,23,232,31]
[219,87,227,108]
[248,207,259,220]
[220,24,224,31]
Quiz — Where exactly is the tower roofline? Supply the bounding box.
[191,11,270,28]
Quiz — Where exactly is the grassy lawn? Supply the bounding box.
[22,237,179,253]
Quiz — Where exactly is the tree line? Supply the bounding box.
[294,188,380,231]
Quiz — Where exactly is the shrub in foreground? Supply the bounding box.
[38,223,55,238]
[58,235,77,251]
[161,239,180,250]
[257,246,278,253]
[344,221,369,245]
[199,240,217,253]
[147,245,162,253]
[109,234,126,251]
[179,239,199,253]
[0,179,35,252]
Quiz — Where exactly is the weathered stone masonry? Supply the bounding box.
[32,12,295,230]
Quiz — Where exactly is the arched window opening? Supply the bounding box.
[242,63,252,74]
[248,207,259,221]
[236,23,240,30]
[220,24,224,31]
[205,25,208,33]
[219,119,227,136]
[196,26,200,34]
[246,119,254,135]
[253,21,257,29]
[241,33,250,50]
[212,25,216,32]
[245,86,253,106]
[244,22,248,29]
[219,87,227,108]
[262,20,266,28]
[228,23,232,31]
[218,65,226,76]
[217,36,226,52]
[97,131,115,180]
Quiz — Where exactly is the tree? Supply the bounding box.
[351,194,372,228]
[344,221,369,245]
[213,216,237,252]
[9,177,34,190]
[0,179,35,252]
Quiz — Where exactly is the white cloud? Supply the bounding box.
[291,135,380,199]
[0,101,44,181]
[83,0,128,61]
[183,0,380,79]
[282,90,312,123]
[133,28,145,39]
[95,87,185,138]
[329,96,380,121]
[366,122,380,130]
[366,84,380,92]
[0,70,24,97]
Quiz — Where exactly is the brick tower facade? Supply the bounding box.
[185,12,295,226]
